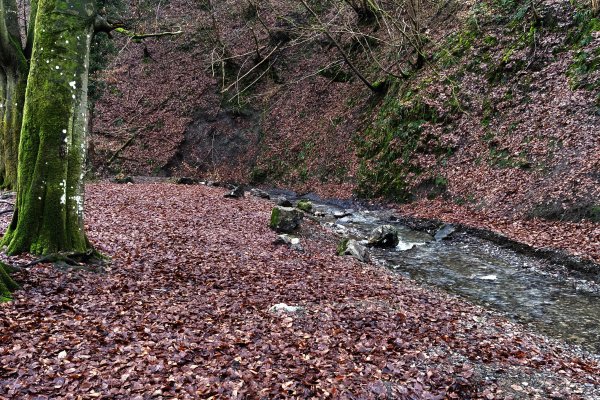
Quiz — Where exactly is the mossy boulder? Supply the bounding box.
[367,225,399,248]
[296,199,313,213]
[270,206,303,233]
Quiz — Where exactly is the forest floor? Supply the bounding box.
[1,183,599,399]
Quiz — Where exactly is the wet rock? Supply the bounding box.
[333,209,353,218]
[296,199,313,213]
[344,239,369,263]
[176,177,197,185]
[269,303,304,314]
[114,174,134,184]
[224,186,244,198]
[250,188,270,199]
[434,224,456,241]
[274,234,304,252]
[367,225,399,248]
[202,181,220,187]
[269,206,303,233]
[476,274,498,281]
[276,197,293,207]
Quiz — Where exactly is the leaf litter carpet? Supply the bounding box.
[1,183,599,399]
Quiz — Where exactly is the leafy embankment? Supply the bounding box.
[1,183,599,398]
[91,0,599,221]
[358,0,600,220]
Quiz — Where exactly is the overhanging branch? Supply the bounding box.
[93,14,183,42]
[114,27,183,42]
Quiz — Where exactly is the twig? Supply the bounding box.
[114,27,183,41]
[106,132,138,166]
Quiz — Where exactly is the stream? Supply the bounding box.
[271,191,600,354]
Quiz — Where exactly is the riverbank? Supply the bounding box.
[1,183,599,398]
[395,199,600,266]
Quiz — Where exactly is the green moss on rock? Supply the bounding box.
[296,199,313,213]
[336,238,349,256]
[270,206,281,230]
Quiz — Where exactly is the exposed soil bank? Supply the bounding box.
[395,214,600,282]
[396,198,600,269]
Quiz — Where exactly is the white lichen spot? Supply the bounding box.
[38,196,42,200]
[55,65,60,70]
[62,129,67,134]
[65,40,69,44]
[46,60,50,63]
[72,195,83,213]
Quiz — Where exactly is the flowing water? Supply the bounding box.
[273,193,600,353]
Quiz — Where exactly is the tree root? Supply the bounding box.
[15,249,109,272]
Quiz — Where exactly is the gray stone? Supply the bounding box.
[333,209,353,218]
[176,177,197,185]
[367,224,399,248]
[250,188,270,199]
[344,239,369,262]
[274,234,304,252]
[224,186,244,198]
[269,303,304,313]
[434,224,456,241]
[276,197,293,207]
[270,206,303,233]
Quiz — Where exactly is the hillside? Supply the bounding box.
[90,0,599,228]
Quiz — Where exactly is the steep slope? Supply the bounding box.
[91,0,599,222]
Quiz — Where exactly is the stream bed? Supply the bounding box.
[273,192,600,354]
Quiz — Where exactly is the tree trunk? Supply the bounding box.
[0,262,18,301]
[2,0,96,255]
[0,0,28,189]
[0,67,26,189]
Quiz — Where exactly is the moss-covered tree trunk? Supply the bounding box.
[2,0,96,255]
[0,262,18,301]
[0,0,29,189]
[0,68,27,189]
